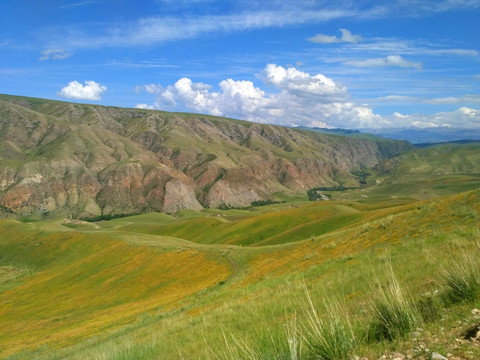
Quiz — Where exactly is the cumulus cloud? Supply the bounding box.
[261,63,348,101]
[457,106,480,117]
[140,77,269,118]
[58,80,107,101]
[345,55,422,70]
[308,28,362,44]
[136,64,388,128]
[135,64,480,129]
[39,49,70,61]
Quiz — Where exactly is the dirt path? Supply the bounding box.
[225,252,241,283]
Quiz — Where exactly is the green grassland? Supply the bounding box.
[109,202,366,246]
[1,191,479,359]
[1,142,480,359]
[325,142,480,203]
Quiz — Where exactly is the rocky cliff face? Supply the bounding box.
[0,95,412,218]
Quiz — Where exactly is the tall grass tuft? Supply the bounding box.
[440,253,480,304]
[212,330,260,360]
[301,286,356,360]
[368,265,420,342]
[210,327,302,360]
[285,314,302,360]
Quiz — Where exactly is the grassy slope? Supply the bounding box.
[320,142,480,204]
[370,142,480,199]
[0,222,231,358]
[0,188,479,359]
[112,202,366,246]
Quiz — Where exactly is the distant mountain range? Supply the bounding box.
[0,94,411,219]
[359,127,480,144]
[296,125,480,144]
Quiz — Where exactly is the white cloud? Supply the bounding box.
[136,64,389,129]
[432,48,478,56]
[458,106,480,117]
[39,49,70,61]
[38,1,480,51]
[375,94,480,105]
[393,112,409,118]
[135,103,155,109]
[375,95,417,102]
[58,80,107,101]
[261,63,348,101]
[61,1,98,8]
[348,39,478,58]
[141,77,269,118]
[426,95,480,105]
[105,59,178,69]
[308,29,362,44]
[397,0,480,14]
[386,107,480,128]
[136,64,480,130]
[345,55,422,70]
[44,8,368,49]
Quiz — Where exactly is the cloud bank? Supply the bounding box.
[136,64,386,128]
[58,80,107,100]
[136,63,480,129]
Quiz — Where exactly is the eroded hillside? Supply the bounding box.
[0,94,411,218]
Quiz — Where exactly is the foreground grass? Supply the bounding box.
[0,190,479,359]
[368,263,420,342]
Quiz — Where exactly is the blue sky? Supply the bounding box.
[1,0,479,129]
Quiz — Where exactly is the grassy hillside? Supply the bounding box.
[377,142,480,177]
[1,187,479,359]
[0,221,231,358]
[111,202,365,246]
[320,142,480,203]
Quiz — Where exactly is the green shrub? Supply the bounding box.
[250,199,284,207]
